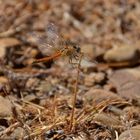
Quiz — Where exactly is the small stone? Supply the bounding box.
[0,96,13,117]
[94,72,105,83]
[4,127,26,139]
[119,125,140,140]
[84,73,96,86]
[94,113,122,127]
[24,94,37,102]
[104,45,140,62]
[0,76,8,84]
[109,68,140,100]
[0,38,20,58]
[81,44,95,58]
[84,72,105,86]
[81,59,97,72]
[83,89,125,107]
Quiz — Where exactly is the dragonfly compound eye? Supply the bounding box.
[76,46,80,53]
[73,45,80,52]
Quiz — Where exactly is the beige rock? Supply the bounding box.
[0,38,20,58]
[109,68,140,100]
[3,127,26,139]
[81,44,95,58]
[119,125,140,140]
[84,72,105,86]
[94,113,122,128]
[104,45,139,62]
[0,96,13,117]
[83,89,126,108]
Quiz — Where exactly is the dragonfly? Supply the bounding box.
[30,23,82,65]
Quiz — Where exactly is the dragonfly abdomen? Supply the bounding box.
[33,51,62,63]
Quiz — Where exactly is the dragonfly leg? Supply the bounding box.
[69,57,72,64]
[69,57,79,67]
[73,54,79,60]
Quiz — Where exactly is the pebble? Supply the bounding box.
[119,125,140,140]
[104,45,140,62]
[0,96,13,117]
[109,68,140,100]
[0,38,20,58]
[84,72,105,86]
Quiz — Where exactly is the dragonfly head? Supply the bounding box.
[73,45,81,53]
[64,40,81,58]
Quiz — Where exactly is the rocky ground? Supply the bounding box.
[0,0,140,139]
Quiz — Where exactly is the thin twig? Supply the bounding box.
[69,53,83,132]
[22,99,45,110]
[0,122,20,137]
[115,130,119,140]
[24,121,64,139]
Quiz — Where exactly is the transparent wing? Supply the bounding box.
[46,23,59,47]
[28,32,53,55]
[45,23,64,51]
[28,23,63,56]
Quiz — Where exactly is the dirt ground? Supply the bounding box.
[0,0,140,139]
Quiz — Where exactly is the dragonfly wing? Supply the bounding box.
[28,23,63,56]
[46,23,59,44]
[28,32,55,55]
[45,23,64,50]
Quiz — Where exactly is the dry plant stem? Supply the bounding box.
[52,95,57,124]
[115,130,119,140]
[33,52,62,63]
[0,122,20,137]
[22,99,45,110]
[24,121,64,139]
[69,53,83,132]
